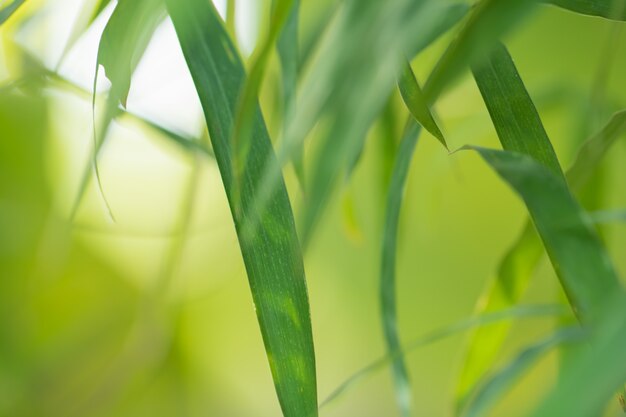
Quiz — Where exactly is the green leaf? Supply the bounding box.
[461,328,585,417]
[319,304,566,410]
[544,0,626,20]
[70,0,165,220]
[0,0,25,25]
[455,109,626,408]
[57,0,113,67]
[472,42,564,177]
[398,63,445,148]
[290,0,470,246]
[424,0,540,102]
[528,292,626,417]
[467,146,620,319]
[380,120,421,417]
[165,1,317,417]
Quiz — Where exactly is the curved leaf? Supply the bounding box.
[165,1,318,416]
[380,120,421,416]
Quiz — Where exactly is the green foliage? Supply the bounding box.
[165,1,317,416]
[1,0,626,416]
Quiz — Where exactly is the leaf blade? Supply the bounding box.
[165,1,318,416]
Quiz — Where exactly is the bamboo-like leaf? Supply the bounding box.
[165,1,317,417]
[467,146,620,318]
[70,0,165,219]
[461,328,585,417]
[528,292,626,417]
[472,42,564,177]
[424,0,540,102]
[319,304,566,410]
[455,109,626,408]
[398,63,445,148]
[544,0,626,20]
[0,0,25,25]
[380,120,421,417]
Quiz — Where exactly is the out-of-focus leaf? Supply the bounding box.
[380,120,421,417]
[455,42,565,407]
[455,108,626,408]
[424,0,540,102]
[588,209,626,223]
[544,0,626,20]
[398,63,445,148]
[230,0,294,206]
[468,147,620,319]
[0,0,25,25]
[461,328,585,417]
[165,1,318,417]
[264,0,470,247]
[319,304,566,410]
[58,0,113,67]
[70,0,165,219]
[274,0,305,187]
[528,291,626,417]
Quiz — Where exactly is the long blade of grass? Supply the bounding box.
[461,328,585,417]
[398,63,445,148]
[319,304,567,410]
[423,0,542,102]
[165,1,317,416]
[544,0,626,20]
[380,120,421,417]
[0,0,25,25]
[528,292,626,417]
[467,146,621,318]
[70,0,165,220]
[455,109,626,408]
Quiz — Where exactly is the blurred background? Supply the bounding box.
[1,0,625,416]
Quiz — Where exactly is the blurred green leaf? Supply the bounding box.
[398,63,445,148]
[320,304,567,410]
[424,0,540,102]
[544,0,626,20]
[165,1,317,416]
[274,0,305,188]
[70,0,165,220]
[528,292,626,417]
[456,108,626,408]
[461,328,585,417]
[468,146,620,319]
[0,0,25,25]
[380,120,421,417]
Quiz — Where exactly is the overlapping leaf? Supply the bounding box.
[0,0,25,25]
[544,0,626,20]
[165,1,317,416]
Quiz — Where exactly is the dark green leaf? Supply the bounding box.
[544,0,626,20]
[398,63,445,147]
[165,1,318,417]
[380,120,421,417]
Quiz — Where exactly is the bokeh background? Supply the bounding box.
[1,0,625,416]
